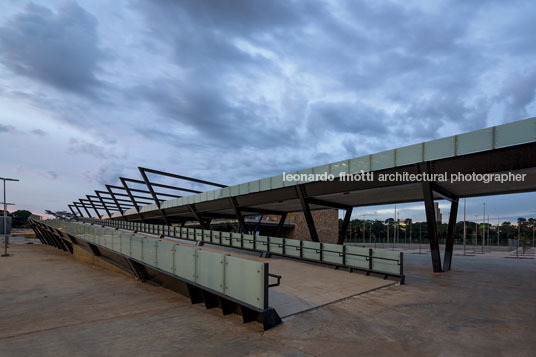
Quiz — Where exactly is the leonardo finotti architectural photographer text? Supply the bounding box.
[282,171,527,184]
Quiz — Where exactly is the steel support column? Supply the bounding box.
[138,168,169,225]
[422,181,442,272]
[275,213,287,237]
[296,185,319,242]
[443,199,459,271]
[95,192,112,218]
[78,199,92,218]
[105,185,124,217]
[229,197,249,234]
[188,204,209,229]
[337,207,353,245]
[68,205,78,218]
[72,203,84,217]
[86,195,102,219]
[120,177,144,222]
[254,214,263,233]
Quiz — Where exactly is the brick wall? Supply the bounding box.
[285,209,339,244]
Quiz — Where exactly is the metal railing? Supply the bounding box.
[88,218,404,281]
[34,219,270,310]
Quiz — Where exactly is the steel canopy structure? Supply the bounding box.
[69,117,536,272]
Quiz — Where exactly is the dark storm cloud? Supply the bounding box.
[127,0,321,150]
[0,2,107,97]
[132,0,530,152]
[499,69,536,122]
[131,78,298,149]
[0,123,16,133]
[31,129,46,136]
[67,138,109,159]
[38,170,58,180]
[307,101,391,135]
[93,162,128,186]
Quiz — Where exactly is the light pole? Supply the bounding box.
[482,203,486,253]
[474,214,478,253]
[532,223,534,249]
[394,204,397,248]
[386,221,389,249]
[419,223,422,254]
[1,177,19,257]
[463,198,466,255]
[396,212,400,248]
[362,214,366,244]
[497,217,500,247]
[517,219,521,259]
[409,219,412,250]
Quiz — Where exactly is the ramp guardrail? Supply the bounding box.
[88,218,404,282]
[29,219,282,330]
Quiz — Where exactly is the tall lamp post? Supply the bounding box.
[1,177,19,257]
[474,214,478,254]
[463,198,466,255]
[482,203,486,253]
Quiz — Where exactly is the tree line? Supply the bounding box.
[339,217,536,247]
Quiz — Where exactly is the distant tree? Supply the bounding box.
[45,210,75,221]
[11,210,32,228]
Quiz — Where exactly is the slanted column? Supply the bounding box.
[337,207,353,244]
[295,185,319,242]
[229,197,249,234]
[275,213,287,237]
[443,199,459,271]
[422,181,442,272]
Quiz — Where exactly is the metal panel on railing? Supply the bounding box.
[256,235,268,252]
[302,241,321,260]
[144,240,157,267]
[224,255,267,309]
[285,239,301,258]
[243,234,255,250]
[156,240,175,273]
[221,232,231,246]
[120,232,131,256]
[195,250,225,293]
[269,237,284,254]
[371,249,401,275]
[195,229,203,242]
[231,232,242,248]
[345,246,369,270]
[322,243,343,265]
[131,235,143,261]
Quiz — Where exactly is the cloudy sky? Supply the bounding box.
[1,0,535,222]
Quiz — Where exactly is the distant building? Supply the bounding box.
[434,202,442,223]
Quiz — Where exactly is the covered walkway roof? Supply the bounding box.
[112,117,535,222]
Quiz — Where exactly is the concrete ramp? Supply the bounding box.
[178,243,396,318]
[267,259,395,317]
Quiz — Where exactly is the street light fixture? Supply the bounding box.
[1,177,19,257]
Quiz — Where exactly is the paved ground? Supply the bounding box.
[1,242,535,356]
